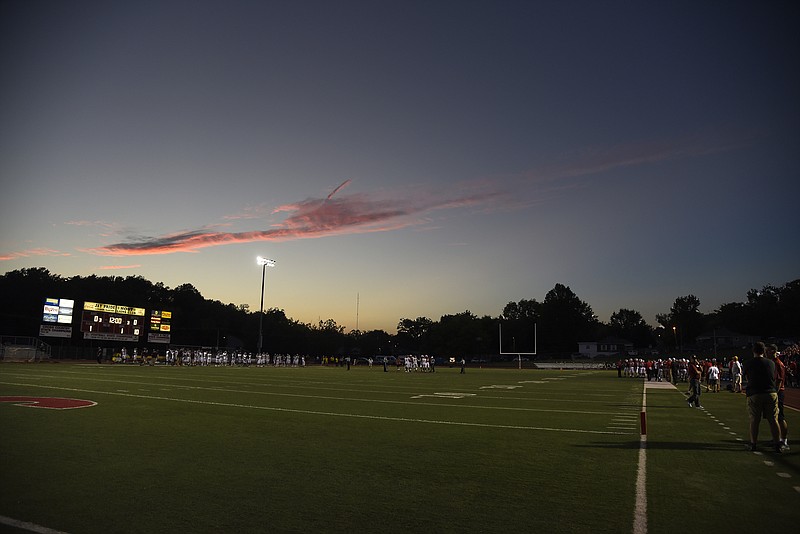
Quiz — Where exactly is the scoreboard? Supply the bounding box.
[81,301,145,342]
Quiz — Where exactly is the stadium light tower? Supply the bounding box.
[257,256,276,355]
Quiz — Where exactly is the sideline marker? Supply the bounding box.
[640,410,647,435]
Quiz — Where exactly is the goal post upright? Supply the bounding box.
[498,322,537,369]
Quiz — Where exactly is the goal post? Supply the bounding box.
[498,322,537,368]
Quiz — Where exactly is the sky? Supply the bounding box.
[1,0,798,334]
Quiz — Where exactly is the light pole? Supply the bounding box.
[257,256,276,355]
[672,326,678,353]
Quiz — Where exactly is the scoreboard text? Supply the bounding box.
[81,301,145,341]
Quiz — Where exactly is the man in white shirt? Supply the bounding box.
[730,356,743,393]
[707,360,720,393]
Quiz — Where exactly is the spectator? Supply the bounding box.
[686,357,703,408]
[730,356,743,393]
[707,360,720,393]
[766,344,789,451]
[742,342,781,453]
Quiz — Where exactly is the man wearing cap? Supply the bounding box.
[743,342,781,453]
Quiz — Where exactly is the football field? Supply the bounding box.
[1,363,798,533]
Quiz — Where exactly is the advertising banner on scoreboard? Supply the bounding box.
[84,331,139,342]
[147,310,172,343]
[148,332,171,344]
[40,297,75,338]
[39,324,73,338]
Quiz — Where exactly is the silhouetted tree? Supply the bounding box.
[609,308,654,348]
[396,316,433,353]
[539,284,598,353]
[656,295,704,347]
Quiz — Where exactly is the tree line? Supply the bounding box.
[1,268,797,358]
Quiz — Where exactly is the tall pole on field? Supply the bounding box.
[257,256,276,355]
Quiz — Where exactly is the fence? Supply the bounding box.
[0,336,52,362]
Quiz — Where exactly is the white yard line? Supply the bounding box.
[0,515,69,534]
[0,380,634,435]
[633,381,648,534]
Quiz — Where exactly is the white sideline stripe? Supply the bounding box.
[633,382,647,534]
[0,515,69,534]
[0,381,632,436]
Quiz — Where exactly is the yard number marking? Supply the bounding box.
[410,392,477,399]
[0,396,97,410]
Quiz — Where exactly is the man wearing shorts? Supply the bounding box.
[707,360,720,393]
[743,342,780,453]
[767,344,789,451]
[730,356,743,393]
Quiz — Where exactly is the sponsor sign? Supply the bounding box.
[83,331,139,342]
[39,324,73,338]
[148,332,171,344]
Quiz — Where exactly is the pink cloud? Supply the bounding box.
[89,181,502,256]
[0,248,71,261]
[85,130,749,258]
[97,264,142,270]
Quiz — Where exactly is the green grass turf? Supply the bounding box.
[1,364,798,533]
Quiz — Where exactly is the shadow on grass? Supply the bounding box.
[576,440,747,451]
[574,441,800,474]
[608,403,714,409]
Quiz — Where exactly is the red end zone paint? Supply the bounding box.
[640,411,647,435]
[0,396,97,409]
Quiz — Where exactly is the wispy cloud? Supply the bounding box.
[222,204,271,221]
[524,130,755,183]
[97,264,142,270]
[0,248,71,261]
[79,130,753,258]
[63,219,124,238]
[89,181,502,256]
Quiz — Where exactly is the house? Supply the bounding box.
[576,337,634,359]
[695,328,753,349]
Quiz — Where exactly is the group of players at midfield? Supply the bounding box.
[402,355,436,372]
[114,347,305,367]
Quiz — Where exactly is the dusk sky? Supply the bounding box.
[1,1,798,333]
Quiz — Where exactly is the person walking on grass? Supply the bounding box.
[686,357,703,408]
[767,344,789,451]
[731,356,743,393]
[743,342,781,453]
[707,360,720,393]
